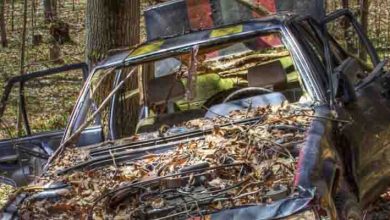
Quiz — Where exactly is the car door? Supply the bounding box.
[0,64,103,186]
[324,9,390,206]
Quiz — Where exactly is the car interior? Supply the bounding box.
[102,34,308,138]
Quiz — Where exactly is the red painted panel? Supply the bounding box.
[186,0,214,30]
[253,0,276,12]
[245,34,282,50]
[257,34,282,48]
[252,0,277,18]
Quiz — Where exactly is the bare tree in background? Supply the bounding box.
[0,0,7,47]
[44,0,70,62]
[11,0,14,31]
[360,0,369,61]
[17,0,29,135]
[44,0,57,22]
[342,0,349,9]
[341,0,356,53]
[86,0,140,135]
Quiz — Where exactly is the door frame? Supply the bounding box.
[321,9,380,66]
[0,63,89,136]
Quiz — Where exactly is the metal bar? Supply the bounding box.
[321,9,380,65]
[8,63,88,85]
[17,145,50,160]
[108,70,123,140]
[59,117,262,175]
[57,137,204,175]
[0,63,89,133]
[89,116,261,157]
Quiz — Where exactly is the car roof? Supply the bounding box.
[94,13,296,71]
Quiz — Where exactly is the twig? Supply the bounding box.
[87,163,248,219]
[233,188,262,200]
[44,67,137,172]
[245,98,253,119]
[109,149,118,176]
[109,150,117,168]
[294,114,352,124]
[201,105,232,121]
[236,181,263,196]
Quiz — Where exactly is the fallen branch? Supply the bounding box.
[44,67,137,171]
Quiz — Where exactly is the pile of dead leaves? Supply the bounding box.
[0,183,14,210]
[19,104,314,219]
[365,190,390,220]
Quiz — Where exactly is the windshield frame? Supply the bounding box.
[62,19,326,144]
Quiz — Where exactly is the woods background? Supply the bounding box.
[0,0,389,137]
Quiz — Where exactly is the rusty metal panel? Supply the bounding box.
[218,0,252,25]
[144,0,325,40]
[253,0,277,12]
[186,0,214,30]
[144,0,190,40]
[276,0,325,21]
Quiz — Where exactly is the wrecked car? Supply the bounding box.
[2,1,390,220]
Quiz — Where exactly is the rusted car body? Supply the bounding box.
[1,1,390,219]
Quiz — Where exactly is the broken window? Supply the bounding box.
[326,16,374,72]
[87,32,309,140]
[24,71,84,134]
[0,68,84,139]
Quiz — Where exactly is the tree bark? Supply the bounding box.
[341,0,356,53]
[342,0,349,9]
[44,0,57,22]
[11,0,14,31]
[31,0,36,41]
[86,0,140,66]
[17,0,28,136]
[359,0,369,61]
[0,0,7,47]
[20,0,28,75]
[86,0,140,136]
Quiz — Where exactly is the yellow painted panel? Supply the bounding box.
[129,40,164,58]
[210,25,243,38]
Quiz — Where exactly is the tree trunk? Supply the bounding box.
[17,0,28,136]
[0,0,7,47]
[31,0,37,44]
[44,0,57,22]
[86,0,140,136]
[86,0,140,66]
[359,0,369,61]
[11,0,14,31]
[341,0,356,53]
[342,0,349,9]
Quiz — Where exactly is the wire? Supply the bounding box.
[87,162,247,219]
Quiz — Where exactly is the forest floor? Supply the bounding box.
[0,0,86,138]
[0,0,152,138]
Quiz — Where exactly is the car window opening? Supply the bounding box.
[86,32,310,140]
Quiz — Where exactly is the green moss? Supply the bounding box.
[279,56,294,69]
[176,57,300,111]
[177,73,236,110]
